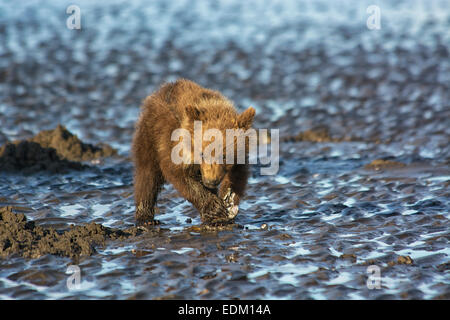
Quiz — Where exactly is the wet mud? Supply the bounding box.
[0,0,449,299]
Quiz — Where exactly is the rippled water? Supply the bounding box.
[0,0,449,299]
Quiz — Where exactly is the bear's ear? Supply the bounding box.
[237,107,255,129]
[185,105,203,120]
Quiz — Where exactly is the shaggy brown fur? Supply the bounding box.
[132,79,255,225]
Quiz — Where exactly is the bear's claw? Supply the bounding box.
[223,188,239,219]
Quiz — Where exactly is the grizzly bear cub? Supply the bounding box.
[132,79,255,226]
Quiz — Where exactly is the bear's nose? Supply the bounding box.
[203,179,221,189]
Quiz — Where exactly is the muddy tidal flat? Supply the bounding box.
[0,0,449,299]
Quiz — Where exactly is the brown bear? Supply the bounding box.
[132,79,255,226]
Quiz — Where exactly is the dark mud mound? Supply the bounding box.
[30,125,117,162]
[283,127,358,143]
[0,141,84,173]
[0,125,117,173]
[0,207,140,259]
[364,159,407,170]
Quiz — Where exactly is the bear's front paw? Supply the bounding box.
[201,196,230,224]
[222,188,239,219]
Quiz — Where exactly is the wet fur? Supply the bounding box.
[132,79,255,225]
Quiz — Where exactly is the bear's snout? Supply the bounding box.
[202,178,221,190]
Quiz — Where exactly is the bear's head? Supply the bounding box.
[182,104,255,190]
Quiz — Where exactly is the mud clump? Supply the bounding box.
[339,253,357,263]
[0,141,84,173]
[0,125,117,173]
[388,255,414,266]
[30,125,117,162]
[283,127,355,143]
[0,207,139,259]
[364,159,406,170]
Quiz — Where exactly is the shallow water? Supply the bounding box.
[0,0,449,299]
